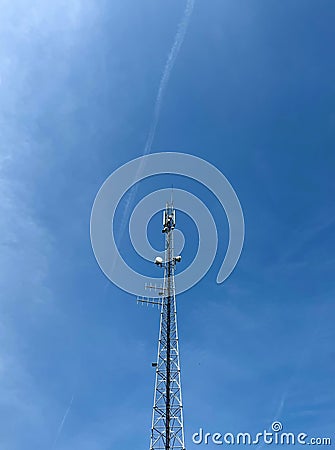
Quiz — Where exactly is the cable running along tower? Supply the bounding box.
[150,202,185,450]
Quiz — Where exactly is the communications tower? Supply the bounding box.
[150,202,185,450]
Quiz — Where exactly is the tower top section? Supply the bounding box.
[154,202,182,267]
[162,202,176,234]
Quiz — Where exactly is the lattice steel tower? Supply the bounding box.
[150,202,185,450]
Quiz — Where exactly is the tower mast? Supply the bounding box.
[150,202,185,450]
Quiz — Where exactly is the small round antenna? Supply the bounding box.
[154,256,163,267]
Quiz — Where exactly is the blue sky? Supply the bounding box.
[0,0,334,449]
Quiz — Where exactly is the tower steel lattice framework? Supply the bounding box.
[150,202,186,450]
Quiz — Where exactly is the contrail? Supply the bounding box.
[274,392,287,421]
[255,393,287,450]
[51,394,74,449]
[143,0,195,156]
[115,0,195,250]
